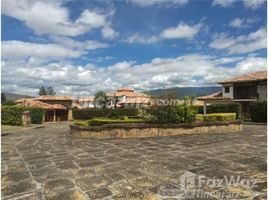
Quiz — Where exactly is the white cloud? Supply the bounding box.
[243,0,266,9]
[50,36,108,51]
[160,22,201,39]
[101,26,119,39]
[130,0,189,7]
[125,33,160,44]
[125,22,202,44]
[2,39,108,61]
[2,0,116,37]
[229,18,244,28]
[210,27,267,54]
[212,0,236,7]
[213,0,266,9]
[2,53,266,96]
[1,41,80,60]
[229,17,259,28]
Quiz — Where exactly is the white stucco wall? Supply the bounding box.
[222,85,233,99]
[257,84,267,101]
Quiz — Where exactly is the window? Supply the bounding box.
[224,87,230,93]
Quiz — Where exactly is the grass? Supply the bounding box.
[1,125,24,132]
[74,117,149,126]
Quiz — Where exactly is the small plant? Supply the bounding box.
[151,105,178,123]
[177,96,198,123]
[250,101,267,122]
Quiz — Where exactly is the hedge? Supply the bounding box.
[73,108,140,120]
[250,101,267,122]
[197,103,241,118]
[1,106,44,125]
[150,106,178,123]
[195,113,236,122]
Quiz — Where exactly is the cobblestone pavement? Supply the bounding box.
[1,123,267,200]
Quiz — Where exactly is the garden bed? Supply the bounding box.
[69,120,242,139]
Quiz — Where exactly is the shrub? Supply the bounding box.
[1,106,44,125]
[88,118,147,126]
[73,108,139,120]
[195,113,236,122]
[1,106,23,125]
[196,103,241,118]
[177,96,198,123]
[151,106,178,123]
[206,103,241,118]
[250,101,267,122]
[30,108,44,124]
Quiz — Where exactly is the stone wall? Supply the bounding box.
[69,121,243,139]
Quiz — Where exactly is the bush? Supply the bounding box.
[250,101,267,122]
[177,96,198,123]
[73,108,139,120]
[195,113,236,122]
[1,106,44,125]
[88,118,147,126]
[1,106,23,125]
[197,103,241,119]
[151,106,178,123]
[30,108,44,124]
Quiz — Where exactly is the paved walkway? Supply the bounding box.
[1,122,267,200]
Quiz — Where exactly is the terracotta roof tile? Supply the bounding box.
[17,99,66,110]
[218,71,267,84]
[197,92,231,101]
[35,95,73,101]
[117,87,134,92]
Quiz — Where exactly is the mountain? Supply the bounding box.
[146,86,221,99]
[2,92,34,101]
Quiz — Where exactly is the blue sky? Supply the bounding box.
[1,0,267,96]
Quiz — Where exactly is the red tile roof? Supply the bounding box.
[117,87,134,92]
[35,95,73,101]
[218,71,267,84]
[197,92,231,101]
[17,99,67,110]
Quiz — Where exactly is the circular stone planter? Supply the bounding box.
[69,121,243,139]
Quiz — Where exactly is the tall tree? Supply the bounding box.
[1,93,7,103]
[47,86,56,96]
[39,86,47,96]
[94,91,108,108]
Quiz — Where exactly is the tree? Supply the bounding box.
[39,86,47,96]
[47,87,56,96]
[94,91,108,108]
[1,93,7,103]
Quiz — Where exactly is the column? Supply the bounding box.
[53,110,56,122]
[203,102,207,115]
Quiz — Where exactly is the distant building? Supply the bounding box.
[16,95,73,122]
[107,87,152,108]
[197,71,267,114]
[72,97,95,109]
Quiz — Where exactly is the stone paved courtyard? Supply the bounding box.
[1,123,267,200]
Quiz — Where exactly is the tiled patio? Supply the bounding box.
[1,122,267,199]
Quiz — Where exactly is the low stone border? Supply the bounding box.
[69,121,243,139]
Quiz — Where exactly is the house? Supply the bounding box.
[15,98,68,122]
[16,95,73,122]
[72,97,94,109]
[106,87,152,108]
[197,71,267,114]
